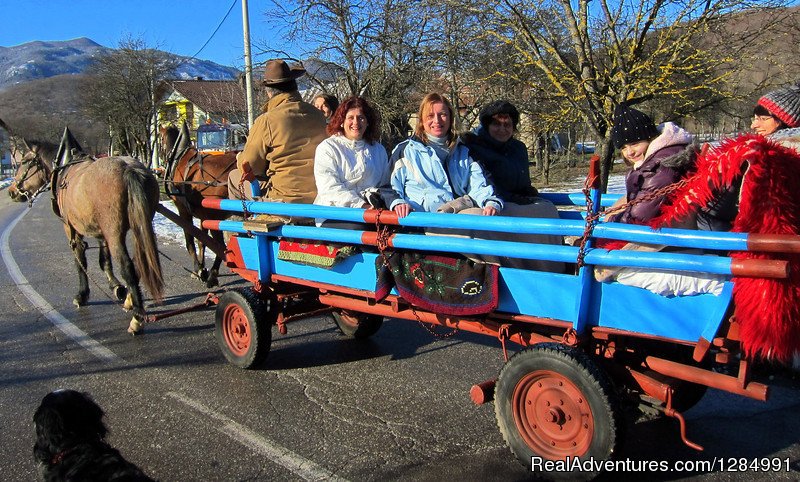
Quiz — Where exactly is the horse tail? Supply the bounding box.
[125,164,164,302]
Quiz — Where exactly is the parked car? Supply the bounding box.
[197,122,247,154]
[576,141,596,154]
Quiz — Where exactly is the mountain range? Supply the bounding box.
[0,38,243,151]
[0,37,240,91]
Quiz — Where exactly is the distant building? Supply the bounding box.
[0,126,11,174]
[156,78,250,132]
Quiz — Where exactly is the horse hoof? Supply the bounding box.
[113,285,127,301]
[73,297,87,308]
[127,317,143,335]
[198,268,209,282]
[123,293,134,311]
[206,277,219,289]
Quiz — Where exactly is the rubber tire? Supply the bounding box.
[215,288,274,369]
[495,343,620,480]
[332,310,383,339]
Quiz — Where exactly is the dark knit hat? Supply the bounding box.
[757,83,800,128]
[479,100,520,129]
[611,103,659,149]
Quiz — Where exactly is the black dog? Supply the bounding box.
[33,389,155,481]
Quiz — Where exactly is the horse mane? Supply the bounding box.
[26,139,59,165]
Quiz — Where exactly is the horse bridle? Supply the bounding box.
[163,144,192,195]
[13,153,51,203]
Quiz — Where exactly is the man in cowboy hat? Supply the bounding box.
[228,59,327,204]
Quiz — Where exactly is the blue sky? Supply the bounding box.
[0,0,288,68]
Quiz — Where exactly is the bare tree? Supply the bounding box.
[84,37,178,167]
[262,0,436,144]
[459,0,793,189]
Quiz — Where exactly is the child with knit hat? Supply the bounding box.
[752,83,800,136]
[607,103,697,225]
[596,105,724,296]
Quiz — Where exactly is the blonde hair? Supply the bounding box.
[414,93,456,146]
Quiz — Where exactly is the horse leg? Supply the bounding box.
[183,228,207,281]
[196,236,209,282]
[69,231,90,308]
[174,201,206,282]
[97,239,127,301]
[106,237,145,334]
[205,228,224,288]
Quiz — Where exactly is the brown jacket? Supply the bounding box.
[237,91,327,203]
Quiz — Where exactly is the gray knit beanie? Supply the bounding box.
[758,83,800,128]
[611,103,659,150]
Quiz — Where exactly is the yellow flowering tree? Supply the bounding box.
[464,0,792,189]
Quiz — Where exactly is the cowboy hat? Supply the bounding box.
[262,59,306,86]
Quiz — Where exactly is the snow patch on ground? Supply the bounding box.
[153,200,192,247]
[540,173,626,194]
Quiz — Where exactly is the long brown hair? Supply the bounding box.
[414,93,456,146]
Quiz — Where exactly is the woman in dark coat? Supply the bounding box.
[461,100,564,272]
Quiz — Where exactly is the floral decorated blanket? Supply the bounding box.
[277,240,358,268]
[375,250,499,316]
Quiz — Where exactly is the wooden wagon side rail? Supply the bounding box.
[201,198,800,256]
[203,218,790,281]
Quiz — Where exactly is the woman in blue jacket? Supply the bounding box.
[390,92,502,217]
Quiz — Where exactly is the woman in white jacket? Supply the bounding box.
[313,96,391,228]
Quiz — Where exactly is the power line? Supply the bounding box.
[188,0,239,62]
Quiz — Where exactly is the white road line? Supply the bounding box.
[1,207,120,363]
[167,392,347,482]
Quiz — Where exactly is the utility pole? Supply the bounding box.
[242,0,255,129]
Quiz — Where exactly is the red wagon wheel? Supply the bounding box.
[512,369,595,458]
[495,343,621,480]
[215,288,275,369]
[220,302,252,357]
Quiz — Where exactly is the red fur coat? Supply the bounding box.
[651,134,800,363]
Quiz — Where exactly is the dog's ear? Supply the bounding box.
[33,403,68,460]
[61,390,109,441]
[79,392,108,440]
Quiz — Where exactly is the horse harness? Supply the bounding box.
[50,153,95,219]
[166,147,236,196]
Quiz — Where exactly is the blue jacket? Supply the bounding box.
[389,136,503,212]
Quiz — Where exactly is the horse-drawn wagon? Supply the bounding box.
[189,151,800,479]
[8,118,798,478]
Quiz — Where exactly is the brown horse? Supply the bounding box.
[1,118,59,186]
[9,127,163,335]
[163,121,237,287]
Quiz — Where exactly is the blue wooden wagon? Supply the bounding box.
[187,159,795,479]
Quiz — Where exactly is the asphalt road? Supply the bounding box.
[0,191,798,481]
